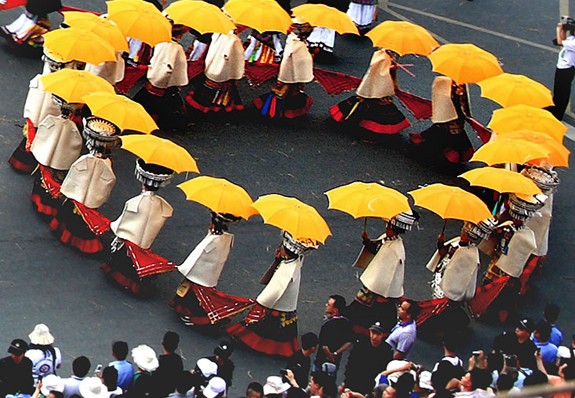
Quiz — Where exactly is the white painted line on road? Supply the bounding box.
[565,122,575,142]
[560,0,569,18]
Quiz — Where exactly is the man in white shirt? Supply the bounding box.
[551,16,575,120]
[386,301,419,359]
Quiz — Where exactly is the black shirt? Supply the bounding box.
[0,355,34,396]
[344,337,393,395]
[315,316,355,368]
[154,353,184,397]
[286,350,311,388]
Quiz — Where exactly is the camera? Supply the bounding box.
[411,364,422,372]
[472,350,482,357]
[561,16,575,32]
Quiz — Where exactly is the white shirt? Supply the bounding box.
[557,35,575,69]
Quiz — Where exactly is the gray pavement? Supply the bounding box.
[0,0,574,395]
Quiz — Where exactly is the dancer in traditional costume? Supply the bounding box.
[171,212,254,326]
[346,211,419,335]
[8,48,75,174]
[85,52,125,86]
[346,0,377,35]
[53,117,121,255]
[133,22,189,131]
[244,30,283,65]
[253,20,314,120]
[226,231,317,357]
[185,32,245,115]
[101,159,175,296]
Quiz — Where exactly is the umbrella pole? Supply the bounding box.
[441,219,447,235]
[363,217,368,232]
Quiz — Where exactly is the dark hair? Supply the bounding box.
[301,332,318,350]
[487,352,504,373]
[405,300,421,319]
[49,392,64,398]
[469,368,492,390]
[176,371,195,393]
[163,331,180,352]
[286,388,308,398]
[563,364,575,381]
[534,321,552,342]
[246,381,264,397]
[523,369,548,387]
[102,366,118,391]
[496,373,514,393]
[544,304,560,323]
[442,332,461,353]
[310,371,337,398]
[329,295,346,313]
[432,362,459,390]
[72,356,91,378]
[112,341,129,360]
[394,373,415,398]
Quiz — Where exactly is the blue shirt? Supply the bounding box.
[550,325,563,347]
[109,360,134,391]
[534,341,558,364]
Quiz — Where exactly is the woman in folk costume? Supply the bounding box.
[52,117,121,255]
[420,219,495,332]
[171,212,254,326]
[305,0,349,63]
[409,76,476,166]
[29,95,83,224]
[226,231,318,357]
[253,20,314,120]
[0,0,61,49]
[329,49,414,140]
[133,22,189,131]
[185,31,245,115]
[8,48,76,174]
[346,211,419,335]
[476,193,545,323]
[346,0,377,35]
[102,159,175,296]
[244,30,284,65]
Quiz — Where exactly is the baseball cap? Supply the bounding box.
[8,339,28,355]
[369,321,384,334]
[518,318,535,333]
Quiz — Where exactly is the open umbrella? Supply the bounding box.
[366,20,439,56]
[494,130,570,168]
[107,0,171,46]
[82,92,158,134]
[62,11,128,52]
[178,176,257,219]
[428,43,503,84]
[408,183,492,223]
[120,134,199,173]
[477,73,554,108]
[470,138,551,166]
[325,181,410,220]
[164,0,235,34]
[223,0,291,33]
[43,27,117,65]
[291,4,359,35]
[251,194,331,244]
[459,167,542,196]
[40,69,115,104]
[488,105,566,143]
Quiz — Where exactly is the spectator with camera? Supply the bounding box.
[550,16,575,120]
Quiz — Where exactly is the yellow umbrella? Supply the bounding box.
[43,27,117,65]
[428,43,503,84]
[251,194,331,244]
[40,69,115,104]
[164,0,235,34]
[494,131,570,168]
[488,105,566,143]
[107,0,171,46]
[459,167,542,195]
[82,92,158,134]
[408,183,492,223]
[223,0,291,34]
[291,4,359,35]
[62,11,128,52]
[325,181,410,219]
[470,138,551,165]
[477,73,554,108]
[178,176,258,219]
[120,134,199,173]
[366,20,439,56]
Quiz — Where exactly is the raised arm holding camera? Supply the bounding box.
[550,16,575,120]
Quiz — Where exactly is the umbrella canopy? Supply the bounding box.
[177,176,257,219]
[82,92,158,134]
[477,73,554,108]
[428,43,503,84]
[62,11,128,52]
[366,20,439,56]
[494,131,570,168]
[223,0,291,34]
[107,0,171,46]
[408,183,492,223]
[120,134,199,173]
[43,27,117,65]
[291,4,359,35]
[459,167,542,195]
[251,194,331,244]
[325,181,410,219]
[470,138,551,166]
[488,105,566,143]
[164,0,235,34]
[40,69,115,104]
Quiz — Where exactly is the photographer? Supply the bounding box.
[551,16,575,120]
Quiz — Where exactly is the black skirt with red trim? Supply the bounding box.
[170,280,212,326]
[102,244,149,296]
[185,78,244,114]
[9,137,37,174]
[413,120,474,164]
[30,168,63,223]
[346,286,398,336]
[329,96,410,135]
[253,82,313,120]
[133,84,187,131]
[226,303,300,358]
[50,199,104,255]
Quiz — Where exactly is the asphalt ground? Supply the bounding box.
[0,0,573,395]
